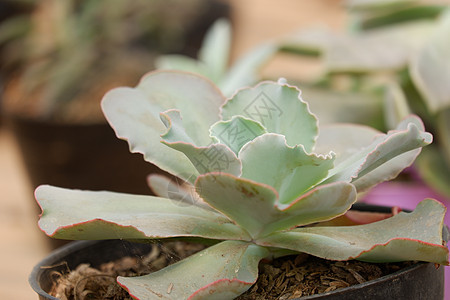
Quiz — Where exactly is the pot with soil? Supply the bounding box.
[29,71,449,299]
[29,205,446,300]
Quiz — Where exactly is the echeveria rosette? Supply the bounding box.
[36,71,448,300]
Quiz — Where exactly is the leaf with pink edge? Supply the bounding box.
[146,174,211,209]
[258,199,449,265]
[240,133,335,205]
[314,123,380,165]
[101,71,226,182]
[36,185,249,241]
[323,116,432,191]
[117,241,269,300]
[210,116,267,155]
[221,81,318,151]
[160,110,241,178]
[195,173,357,239]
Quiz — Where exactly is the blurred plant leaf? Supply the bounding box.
[324,21,435,73]
[198,18,231,83]
[356,4,447,30]
[383,82,411,130]
[345,0,418,11]
[300,85,384,128]
[416,143,450,199]
[410,9,450,113]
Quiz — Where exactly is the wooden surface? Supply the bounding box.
[0,128,50,299]
[0,1,347,299]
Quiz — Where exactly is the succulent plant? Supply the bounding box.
[36,71,448,299]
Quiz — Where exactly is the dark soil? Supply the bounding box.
[48,242,413,300]
[48,241,206,300]
[237,254,413,299]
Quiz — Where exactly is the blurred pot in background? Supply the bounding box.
[0,0,229,247]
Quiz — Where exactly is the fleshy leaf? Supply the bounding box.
[155,55,209,78]
[36,185,249,241]
[221,80,318,151]
[101,71,226,182]
[219,42,278,97]
[117,241,269,300]
[198,18,231,83]
[210,116,267,155]
[161,110,241,177]
[300,86,383,127]
[410,10,450,113]
[239,134,335,204]
[195,173,356,238]
[314,124,380,165]
[258,199,449,265]
[324,116,432,190]
[146,174,209,209]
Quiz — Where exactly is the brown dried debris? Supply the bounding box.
[47,242,413,300]
[237,254,413,299]
[47,241,205,300]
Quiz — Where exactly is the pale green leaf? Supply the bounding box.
[300,86,383,126]
[198,18,231,83]
[314,124,380,165]
[210,116,267,155]
[345,0,418,11]
[383,82,411,130]
[416,145,450,198]
[410,10,450,112]
[258,199,449,265]
[160,110,241,177]
[325,21,435,72]
[155,55,210,78]
[239,134,335,204]
[324,116,432,190]
[437,108,450,164]
[195,174,356,239]
[351,149,421,192]
[219,43,278,97]
[118,241,269,300]
[101,71,226,182]
[36,185,249,241]
[221,81,318,151]
[281,26,335,55]
[146,174,210,209]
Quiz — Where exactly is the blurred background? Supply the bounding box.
[0,0,449,298]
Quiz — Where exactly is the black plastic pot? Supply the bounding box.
[29,204,446,300]
[9,116,165,195]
